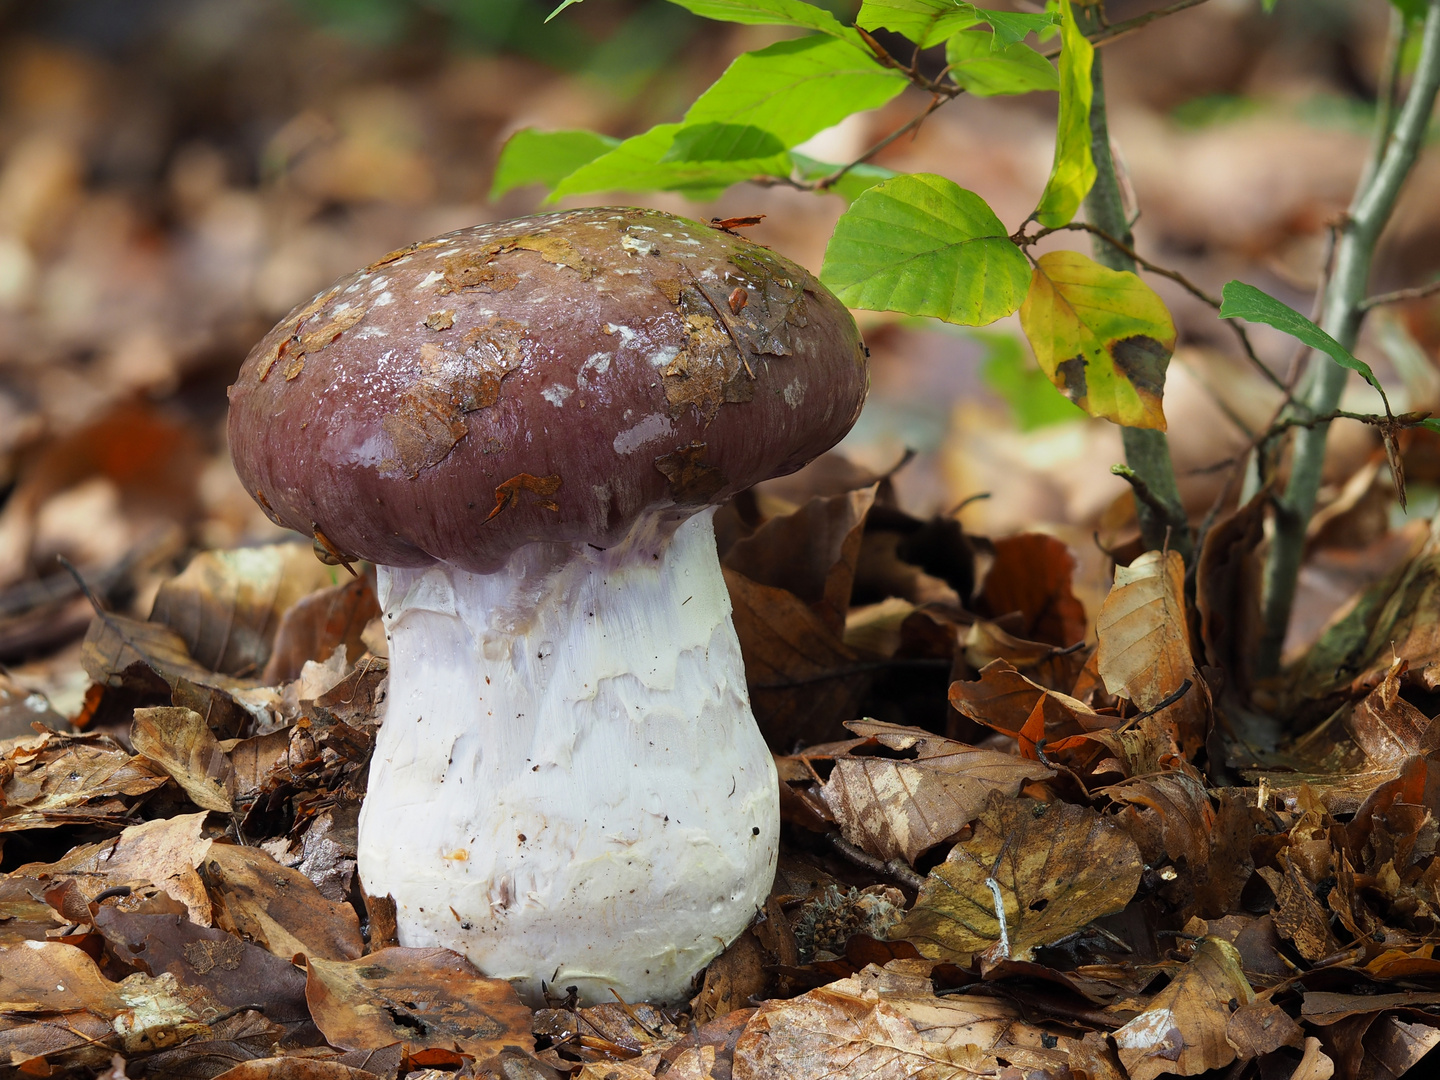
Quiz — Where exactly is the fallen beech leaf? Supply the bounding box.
[1096,549,1192,709]
[1112,937,1254,1080]
[304,947,532,1057]
[732,963,1069,1079]
[0,729,167,833]
[1100,764,1214,868]
[948,659,1105,758]
[0,940,124,1015]
[892,793,1143,964]
[16,811,214,924]
[819,719,1054,864]
[81,611,256,695]
[94,905,314,1038]
[134,1010,288,1078]
[979,533,1087,648]
[0,879,59,947]
[1225,998,1304,1059]
[262,576,381,684]
[203,842,363,961]
[725,568,870,749]
[210,1059,377,1079]
[131,706,234,812]
[149,544,340,677]
[723,486,877,635]
[1348,658,1435,769]
[0,1010,118,1075]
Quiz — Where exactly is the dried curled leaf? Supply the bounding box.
[131,706,234,813]
[1097,549,1193,709]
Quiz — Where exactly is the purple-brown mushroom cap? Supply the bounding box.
[227,207,868,574]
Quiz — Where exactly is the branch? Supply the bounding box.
[1359,279,1440,311]
[825,832,926,891]
[1257,0,1440,677]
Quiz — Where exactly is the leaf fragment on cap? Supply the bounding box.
[487,473,562,520]
[655,442,728,505]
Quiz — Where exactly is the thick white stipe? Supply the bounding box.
[356,509,779,1005]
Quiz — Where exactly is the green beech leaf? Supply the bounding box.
[790,153,896,202]
[662,123,786,162]
[490,128,620,199]
[1219,280,1392,412]
[551,123,788,200]
[858,0,1057,48]
[664,0,860,42]
[1019,250,1176,429]
[1033,0,1095,228]
[820,172,1031,325]
[947,29,1059,96]
[978,8,1061,47]
[857,0,981,47]
[679,35,907,150]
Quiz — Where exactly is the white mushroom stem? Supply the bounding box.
[356,508,779,1005]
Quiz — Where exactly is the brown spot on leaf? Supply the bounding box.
[425,309,455,331]
[1055,354,1088,405]
[1109,334,1170,400]
[487,473,561,521]
[381,319,526,478]
[655,442,728,505]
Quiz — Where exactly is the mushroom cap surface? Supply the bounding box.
[228,207,868,573]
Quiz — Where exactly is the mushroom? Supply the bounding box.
[227,207,868,1004]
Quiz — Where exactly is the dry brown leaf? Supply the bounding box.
[725,568,869,749]
[1101,764,1214,868]
[203,842,363,961]
[1225,997,1304,1059]
[81,610,255,694]
[132,706,234,812]
[819,719,1054,864]
[892,793,1143,964]
[0,729,167,833]
[0,940,124,1015]
[16,811,214,923]
[947,659,1105,757]
[149,544,340,677]
[1112,937,1254,1080]
[94,905,315,1037]
[979,532,1088,648]
[262,575,381,684]
[210,1060,378,1079]
[304,947,532,1058]
[732,963,1068,1080]
[724,486,877,636]
[1097,549,1193,709]
[1348,657,1435,769]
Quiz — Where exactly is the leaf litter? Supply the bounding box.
[12,467,1440,1080]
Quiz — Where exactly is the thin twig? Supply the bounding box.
[1359,280,1440,311]
[1111,464,1171,525]
[825,832,925,891]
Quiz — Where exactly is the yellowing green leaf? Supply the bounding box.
[1019,250,1176,429]
[1033,0,1095,227]
[820,173,1030,325]
[892,793,1143,964]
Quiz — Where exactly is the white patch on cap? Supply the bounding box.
[604,324,638,347]
[356,325,389,340]
[543,384,573,407]
[783,378,804,408]
[648,345,679,369]
[374,291,395,307]
[577,353,611,387]
[419,270,445,288]
[612,414,673,455]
